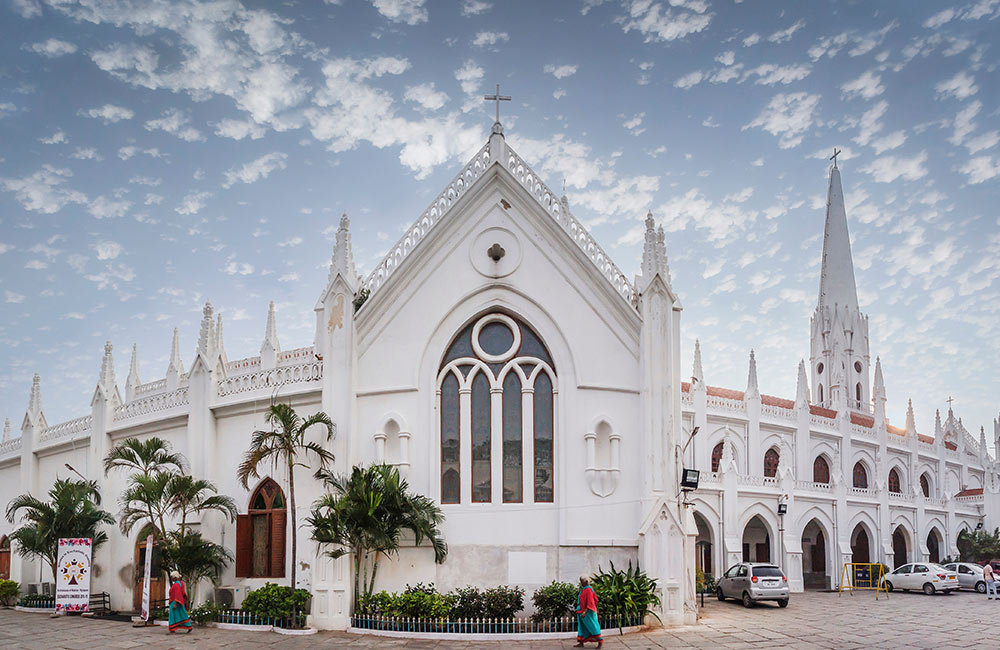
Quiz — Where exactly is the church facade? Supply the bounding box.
[0,122,997,629]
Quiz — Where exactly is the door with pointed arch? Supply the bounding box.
[0,535,10,579]
[132,525,165,611]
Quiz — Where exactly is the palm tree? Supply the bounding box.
[117,471,173,538]
[165,475,238,536]
[104,437,186,541]
[308,464,447,607]
[237,403,335,607]
[5,478,116,582]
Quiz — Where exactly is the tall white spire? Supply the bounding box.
[905,399,916,436]
[99,340,116,392]
[26,372,44,428]
[818,164,860,313]
[746,349,760,400]
[168,328,183,374]
[795,359,809,408]
[197,302,215,358]
[125,343,141,401]
[261,301,280,369]
[691,339,703,385]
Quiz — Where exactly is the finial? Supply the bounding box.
[645,210,655,231]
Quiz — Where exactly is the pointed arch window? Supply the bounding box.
[818,384,824,404]
[813,456,830,484]
[235,478,286,578]
[764,448,780,478]
[888,468,901,494]
[438,312,556,505]
[855,382,862,404]
[0,535,10,580]
[853,462,868,489]
[920,474,930,498]
[711,442,724,473]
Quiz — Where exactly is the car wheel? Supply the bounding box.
[923,583,936,595]
[778,599,789,608]
[885,581,893,593]
[742,592,753,608]
[717,587,726,602]
[977,581,987,594]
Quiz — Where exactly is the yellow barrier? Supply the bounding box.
[838,563,888,599]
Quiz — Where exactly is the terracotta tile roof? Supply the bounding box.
[762,394,795,409]
[707,386,745,400]
[955,488,983,497]
[945,441,957,451]
[851,412,874,428]
[887,424,905,435]
[810,404,838,418]
[917,434,934,444]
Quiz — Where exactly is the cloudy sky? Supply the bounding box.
[0,0,997,442]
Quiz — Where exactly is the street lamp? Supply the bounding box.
[64,463,87,481]
[677,426,700,505]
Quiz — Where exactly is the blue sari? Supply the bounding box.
[168,579,193,632]
[576,585,602,644]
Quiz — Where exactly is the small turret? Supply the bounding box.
[795,359,809,408]
[261,301,280,369]
[24,373,46,430]
[692,339,704,387]
[125,343,141,402]
[745,350,760,401]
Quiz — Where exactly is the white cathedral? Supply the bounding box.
[1,119,998,630]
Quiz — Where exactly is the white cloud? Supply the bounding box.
[472,31,509,48]
[145,193,164,206]
[215,118,266,140]
[0,165,87,214]
[618,0,713,43]
[622,113,645,135]
[924,8,955,28]
[279,272,300,282]
[28,38,78,58]
[871,130,906,154]
[570,175,660,217]
[0,243,12,254]
[959,156,1000,184]
[553,89,567,99]
[88,195,131,219]
[715,51,735,66]
[0,102,15,119]
[854,100,888,146]
[223,260,254,275]
[223,152,288,188]
[11,0,41,18]
[674,70,704,89]
[743,92,820,149]
[278,236,303,247]
[85,262,135,290]
[950,100,981,146]
[935,71,978,100]
[145,108,204,142]
[767,20,805,43]
[461,0,492,16]
[745,63,811,86]
[371,0,428,25]
[404,83,449,111]
[544,64,578,79]
[93,241,123,260]
[861,151,929,183]
[25,260,48,270]
[966,131,999,154]
[80,104,135,124]
[71,147,102,161]
[176,191,213,215]
[39,130,67,144]
[841,70,884,99]
[454,60,484,111]
[742,33,760,47]
[5,290,25,304]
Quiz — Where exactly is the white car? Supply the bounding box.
[883,563,959,595]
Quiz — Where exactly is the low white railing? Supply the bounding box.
[0,437,22,455]
[738,474,780,488]
[945,449,958,459]
[114,387,189,421]
[795,480,832,492]
[217,361,323,397]
[761,403,795,421]
[505,147,637,307]
[850,487,875,498]
[850,423,876,439]
[955,494,984,503]
[134,378,167,396]
[278,346,315,365]
[699,471,722,485]
[227,356,261,373]
[810,413,838,429]
[37,415,92,443]
[888,491,914,502]
[361,142,492,298]
[706,395,745,414]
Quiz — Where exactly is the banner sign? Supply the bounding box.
[56,538,92,613]
[140,534,153,621]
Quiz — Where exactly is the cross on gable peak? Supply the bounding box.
[483,83,511,125]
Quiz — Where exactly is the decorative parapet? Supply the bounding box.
[361,143,492,299]
[134,378,167,396]
[850,423,877,439]
[227,356,261,373]
[699,471,721,486]
[738,474,780,488]
[945,448,958,459]
[504,148,638,308]
[277,346,315,366]
[760,403,795,421]
[810,413,838,430]
[706,394,745,414]
[888,491,914,503]
[794,480,832,493]
[849,487,875,498]
[113,387,189,421]
[37,415,92,444]
[217,360,322,398]
[955,494,984,504]
[0,436,22,456]
[681,391,694,406]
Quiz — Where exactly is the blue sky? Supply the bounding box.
[0,0,997,441]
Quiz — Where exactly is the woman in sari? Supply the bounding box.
[574,576,602,648]
[167,571,193,634]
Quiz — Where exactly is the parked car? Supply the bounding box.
[943,562,987,593]
[882,563,959,594]
[717,562,790,608]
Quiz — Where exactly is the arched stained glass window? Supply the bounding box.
[764,448,780,478]
[853,462,868,489]
[920,474,930,498]
[438,312,556,505]
[813,456,830,484]
[888,468,901,494]
[711,442,724,473]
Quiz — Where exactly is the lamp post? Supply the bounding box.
[64,463,87,481]
[777,495,788,567]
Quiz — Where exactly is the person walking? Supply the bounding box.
[167,571,193,633]
[984,562,997,600]
[574,576,603,648]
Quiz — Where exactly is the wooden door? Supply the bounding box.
[0,547,9,579]
[133,538,165,611]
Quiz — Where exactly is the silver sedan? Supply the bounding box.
[943,562,988,593]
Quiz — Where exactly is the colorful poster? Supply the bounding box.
[140,534,153,621]
[56,538,92,613]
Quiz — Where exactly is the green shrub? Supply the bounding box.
[695,568,716,594]
[189,600,226,625]
[531,581,576,621]
[591,561,660,624]
[482,585,523,619]
[0,580,20,606]
[242,582,311,622]
[151,606,168,620]
[449,586,485,619]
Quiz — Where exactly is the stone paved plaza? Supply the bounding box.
[1,591,997,649]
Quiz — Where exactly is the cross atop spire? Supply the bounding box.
[830,148,842,169]
[483,83,511,124]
